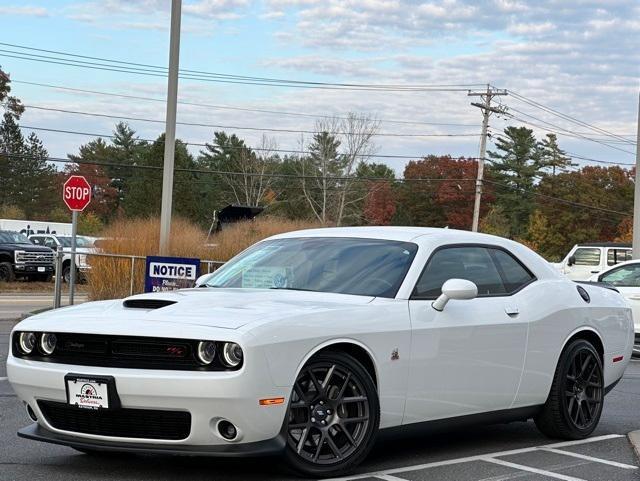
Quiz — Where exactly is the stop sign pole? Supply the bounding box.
[62,175,92,306]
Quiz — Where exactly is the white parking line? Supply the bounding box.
[482,457,585,481]
[539,447,638,470]
[372,475,407,481]
[328,434,626,481]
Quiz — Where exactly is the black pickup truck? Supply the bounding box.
[0,230,55,282]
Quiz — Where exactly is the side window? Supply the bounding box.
[601,264,640,287]
[43,238,57,249]
[573,248,600,266]
[413,246,506,299]
[491,249,535,292]
[607,249,632,266]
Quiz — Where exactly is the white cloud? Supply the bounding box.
[0,6,48,17]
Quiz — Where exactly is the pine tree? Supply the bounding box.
[487,126,541,237]
[538,133,574,176]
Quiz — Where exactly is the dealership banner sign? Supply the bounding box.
[144,256,201,293]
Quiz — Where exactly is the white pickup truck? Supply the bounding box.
[28,234,95,283]
[551,242,632,280]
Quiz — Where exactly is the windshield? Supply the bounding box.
[205,237,418,298]
[0,231,31,244]
[57,236,93,247]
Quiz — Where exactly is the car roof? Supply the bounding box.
[270,226,515,245]
[578,242,631,248]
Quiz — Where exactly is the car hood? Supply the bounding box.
[3,243,53,252]
[18,288,375,333]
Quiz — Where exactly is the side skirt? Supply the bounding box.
[380,406,543,438]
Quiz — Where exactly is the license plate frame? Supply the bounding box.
[64,374,120,410]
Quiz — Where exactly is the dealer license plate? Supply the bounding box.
[37,267,45,272]
[66,376,110,409]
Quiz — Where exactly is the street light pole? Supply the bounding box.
[633,91,640,259]
[159,0,182,255]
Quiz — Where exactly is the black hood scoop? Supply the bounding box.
[123,299,177,310]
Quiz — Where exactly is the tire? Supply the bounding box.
[62,264,71,284]
[283,351,380,478]
[535,339,604,440]
[0,262,15,282]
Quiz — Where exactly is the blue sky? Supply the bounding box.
[0,0,638,173]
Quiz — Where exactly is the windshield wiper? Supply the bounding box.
[269,287,316,292]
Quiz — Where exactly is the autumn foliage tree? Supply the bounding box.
[531,166,634,259]
[363,181,396,225]
[401,155,490,229]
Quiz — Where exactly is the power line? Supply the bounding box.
[0,48,480,92]
[11,80,477,128]
[0,42,486,91]
[489,130,635,167]
[14,103,481,139]
[507,90,637,146]
[3,152,477,183]
[484,179,632,217]
[5,151,628,218]
[499,110,636,147]
[19,124,475,161]
[497,107,636,155]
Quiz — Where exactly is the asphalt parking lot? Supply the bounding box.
[1,318,639,481]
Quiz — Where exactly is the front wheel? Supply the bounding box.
[283,351,379,477]
[535,339,604,439]
[0,262,14,282]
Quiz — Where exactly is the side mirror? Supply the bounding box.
[195,273,213,287]
[567,255,576,267]
[432,279,478,311]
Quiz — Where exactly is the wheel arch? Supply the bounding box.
[295,339,379,390]
[560,326,605,363]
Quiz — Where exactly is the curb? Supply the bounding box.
[628,431,640,462]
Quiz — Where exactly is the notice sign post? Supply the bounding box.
[145,256,200,293]
[62,175,92,306]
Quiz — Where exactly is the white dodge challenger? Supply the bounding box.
[7,227,634,477]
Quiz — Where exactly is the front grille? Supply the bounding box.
[12,333,238,371]
[38,400,191,440]
[15,250,54,264]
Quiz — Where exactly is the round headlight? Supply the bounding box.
[18,332,37,355]
[222,342,243,368]
[196,341,217,365]
[40,333,57,355]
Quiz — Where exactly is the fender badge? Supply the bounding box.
[391,348,399,361]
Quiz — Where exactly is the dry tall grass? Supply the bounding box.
[87,216,321,300]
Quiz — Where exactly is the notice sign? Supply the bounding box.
[145,256,200,293]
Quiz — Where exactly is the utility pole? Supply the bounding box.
[633,91,640,259]
[159,0,182,255]
[468,85,508,232]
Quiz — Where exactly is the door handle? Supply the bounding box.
[504,304,519,316]
[590,270,599,274]
[628,296,640,301]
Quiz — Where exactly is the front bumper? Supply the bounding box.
[7,355,290,451]
[18,422,286,457]
[14,264,54,274]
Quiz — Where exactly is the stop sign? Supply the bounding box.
[63,175,92,211]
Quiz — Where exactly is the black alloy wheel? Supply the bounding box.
[284,351,379,477]
[535,339,604,439]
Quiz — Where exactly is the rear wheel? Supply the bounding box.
[535,339,604,439]
[0,262,15,282]
[283,351,379,477]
